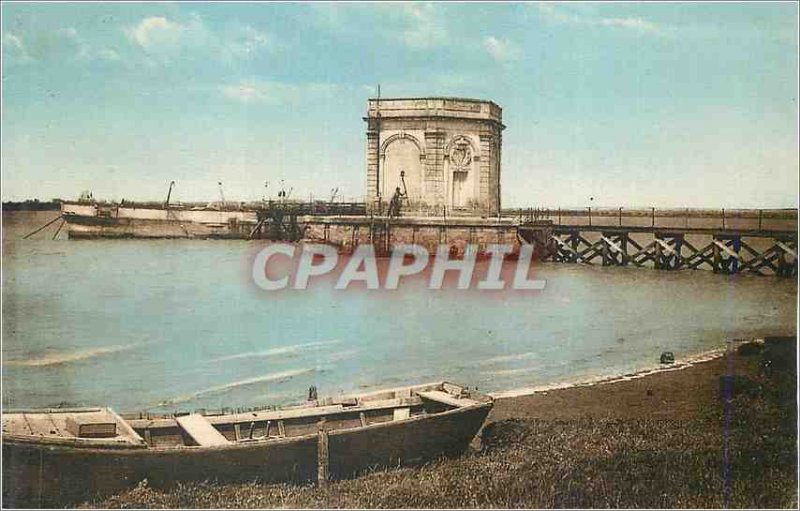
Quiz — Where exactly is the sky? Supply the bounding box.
[1,2,798,208]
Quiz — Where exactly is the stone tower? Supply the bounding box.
[365,97,504,216]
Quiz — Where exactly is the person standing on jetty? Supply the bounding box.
[388,170,408,218]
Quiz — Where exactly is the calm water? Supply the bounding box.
[2,212,796,412]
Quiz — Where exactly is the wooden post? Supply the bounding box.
[722,208,726,229]
[651,207,655,228]
[558,207,562,225]
[384,219,390,255]
[758,209,763,231]
[317,420,329,486]
[588,207,592,227]
[619,207,623,227]
[570,231,579,263]
[777,241,787,277]
[621,234,628,266]
[654,234,663,270]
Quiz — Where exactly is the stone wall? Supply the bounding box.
[303,218,520,256]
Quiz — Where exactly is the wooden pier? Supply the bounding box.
[517,207,797,277]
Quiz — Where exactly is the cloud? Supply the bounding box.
[2,33,33,63]
[222,82,271,103]
[536,4,662,35]
[94,48,121,62]
[483,36,518,62]
[598,17,660,33]
[308,4,449,50]
[225,25,273,59]
[126,16,190,48]
[125,15,274,64]
[58,26,121,62]
[2,27,119,64]
[398,4,447,49]
[124,14,219,66]
[220,80,338,104]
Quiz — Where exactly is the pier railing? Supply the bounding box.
[503,207,797,233]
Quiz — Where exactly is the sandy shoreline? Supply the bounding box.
[489,339,751,399]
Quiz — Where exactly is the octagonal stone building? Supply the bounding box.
[365,97,505,216]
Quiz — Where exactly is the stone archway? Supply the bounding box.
[379,133,425,204]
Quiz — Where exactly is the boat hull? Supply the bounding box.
[2,402,491,507]
[63,214,256,240]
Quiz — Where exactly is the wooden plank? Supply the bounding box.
[202,397,422,426]
[416,390,478,408]
[442,382,464,395]
[393,407,410,421]
[713,240,740,259]
[175,414,230,447]
[551,235,576,254]
[65,416,115,438]
[655,238,676,255]
[601,236,623,254]
[777,241,797,258]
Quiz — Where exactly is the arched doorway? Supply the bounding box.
[445,136,477,209]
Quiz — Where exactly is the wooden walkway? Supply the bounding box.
[525,224,798,277]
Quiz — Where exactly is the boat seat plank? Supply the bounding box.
[175,414,230,447]
[393,407,410,421]
[416,390,478,408]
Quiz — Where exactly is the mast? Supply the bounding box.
[218,182,226,208]
[165,180,175,208]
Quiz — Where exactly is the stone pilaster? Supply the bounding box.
[425,129,446,206]
[366,129,380,205]
[479,133,493,212]
[494,132,502,213]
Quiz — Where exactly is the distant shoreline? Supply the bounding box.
[2,200,61,211]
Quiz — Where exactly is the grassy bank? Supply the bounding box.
[86,337,797,509]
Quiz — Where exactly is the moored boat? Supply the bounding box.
[2,381,492,507]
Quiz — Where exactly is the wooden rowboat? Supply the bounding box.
[2,381,492,507]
